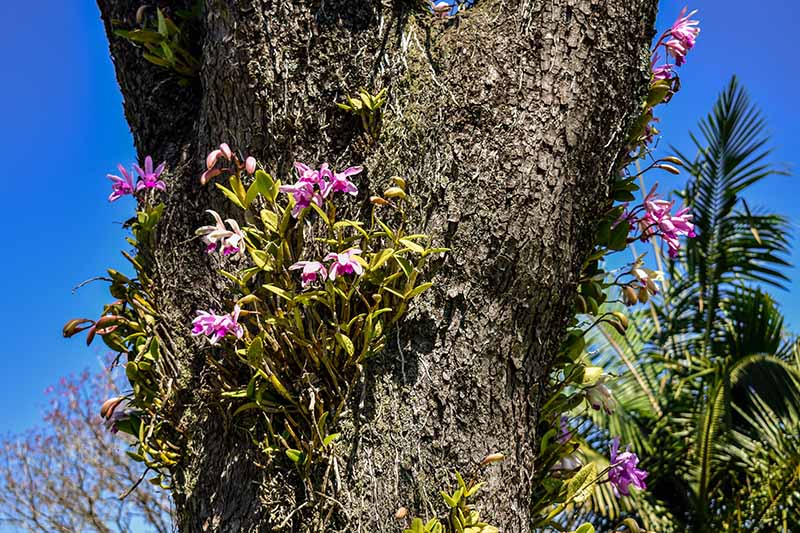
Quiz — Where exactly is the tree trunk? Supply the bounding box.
[96,0,657,531]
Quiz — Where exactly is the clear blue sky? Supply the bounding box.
[1,0,798,435]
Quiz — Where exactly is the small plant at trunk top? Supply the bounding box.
[114,5,201,84]
[337,88,388,142]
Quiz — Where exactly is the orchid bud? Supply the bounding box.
[219,143,233,160]
[638,286,650,304]
[655,164,681,175]
[383,187,406,199]
[95,315,122,329]
[479,452,505,467]
[63,318,94,338]
[200,168,222,185]
[370,195,391,206]
[100,397,124,419]
[611,311,629,330]
[623,286,638,306]
[135,5,147,25]
[206,149,222,170]
[660,156,684,167]
[245,156,257,175]
[391,176,407,190]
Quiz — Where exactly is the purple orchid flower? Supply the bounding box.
[638,185,696,258]
[558,415,573,445]
[191,305,244,345]
[608,437,648,496]
[279,180,324,218]
[107,164,135,202]
[289,261,328,287]
[665,7,700,66]
[324,249,364,280]
[133,155,167,192]
[324,165,361,197]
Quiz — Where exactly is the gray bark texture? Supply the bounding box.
[96,0,658,531]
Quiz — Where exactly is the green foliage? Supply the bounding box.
[580,79,800,532]
[404,471,499,533]
[210,167,445,465]
[64,202,181,488]
[114,6,201,83]
[337,88,388,142]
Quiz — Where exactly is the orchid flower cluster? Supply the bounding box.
[190,145,444,468]
[191,305,244,345]
[107,155,167,202]
[639,7,701,146]
[619,181,697,258]
[278,162,361,217]
[532,8,701,527]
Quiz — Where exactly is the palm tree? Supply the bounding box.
[575,77,800,532]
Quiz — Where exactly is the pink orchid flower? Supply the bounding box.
[279,181,324,218]
[295,162,327,188]
[195,210,245,257]
[665,7,700,66]
[324,166,361,197]
[107,164,135,202]
[191,305,243,345]
[639,185,696,257]
[324,249,364,280]
[133,155,166,192]
[289,261,328,287]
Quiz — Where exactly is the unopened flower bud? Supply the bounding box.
[245,156,257,175]
[201,168,222,185]
[62,318,94,338]
[383,187,406,199]
[391,176,407,190]
[370,195,391,206]
[623,286,638,306]
[219,143,233,160]
[95,315,122,329]
[660,156,684,167]
[135,5,147,25]
[611,311,629,330]
[638,286,650,304]
[479,452,505,467]
[206,149,222,170]
[655,164,681,175]
[100,397,124,419]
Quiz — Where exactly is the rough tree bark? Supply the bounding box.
[96,0,657,531]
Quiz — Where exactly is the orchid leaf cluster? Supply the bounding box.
[64,164,181,488]
[114,5,202,84]
[402,464,501,533]
[336,88,388,142]
[195,144,445,468]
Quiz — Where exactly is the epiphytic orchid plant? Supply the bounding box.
[196,146,446,465]
[528,6,701,530]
